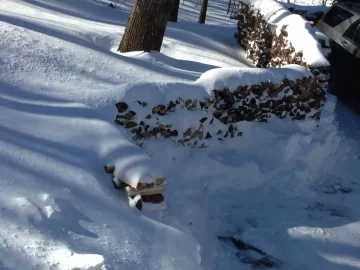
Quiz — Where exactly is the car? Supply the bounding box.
[317,0,360,97]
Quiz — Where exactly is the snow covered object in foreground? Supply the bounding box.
[104,162,166,189]
[104,145,168,211]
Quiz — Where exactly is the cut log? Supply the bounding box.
[142,194,164,203]
[104,165,115,174]
[124,182,168,196]
[127,194,166,211]
[137,182,155,190]
[142,201,167,211]
[112,177,166,190]
[128,194,142,210]
[106,162,166,189]
[155,177,166,185]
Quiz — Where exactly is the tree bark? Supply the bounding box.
[118,0,173,53]
[198,0,208,24]
[169,0,180,22]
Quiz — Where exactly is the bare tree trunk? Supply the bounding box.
[198,0,208,24]
[118,0,173,53]
[169,0,180,22]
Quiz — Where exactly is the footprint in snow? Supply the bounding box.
[218,236,281,269]
[311,176,356,195]
[305,202,350,219]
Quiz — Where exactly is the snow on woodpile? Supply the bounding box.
[236,0,330,83]
[285,3,328,24]
[246,0,329,66]
[114,65,325,149]
[235,4,308,68]
[103,125,168,211]
[105,153,165,188]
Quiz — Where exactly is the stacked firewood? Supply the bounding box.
[269,25,309,68]
[234,2,331,89]
[235,4,272,67]
[235,3,308,69]
[212,76,325,122]
[114,76,325,149]
[104,163,167,211]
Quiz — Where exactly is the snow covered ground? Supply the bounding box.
[1,0,360,269]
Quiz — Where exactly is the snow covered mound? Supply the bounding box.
[114,65,325,148]
[243,0,329,68]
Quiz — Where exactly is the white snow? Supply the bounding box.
[196,64,313,92]
[1,0,360,269]
[48,249,105,270]
[282,2,329,13]
[278,0,332,6]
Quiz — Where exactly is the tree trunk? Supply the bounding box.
[169,0,180,22]
[198,0,208,24]
[118,0,173,53]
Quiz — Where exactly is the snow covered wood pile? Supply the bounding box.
[114,66,325,149]
[235,0,330,86]
[104,154,167,211]
[235,3,313,69]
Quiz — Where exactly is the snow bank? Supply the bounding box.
[114,65,325,149]
[244,0,329,67]
[196,65,314,92]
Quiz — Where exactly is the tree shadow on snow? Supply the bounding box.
[0,245,35,270]
[22,0,131,26]
[34,198,98,239]
[0,14,220,81]
[165,22,252,68]
[0,81,167,265]
[335,99,360,143]
[209,186,360,270]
